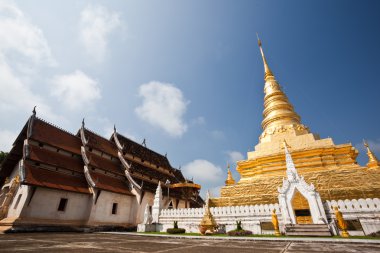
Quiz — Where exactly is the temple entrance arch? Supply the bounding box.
[291,190,312,224]
[278,178,326,224]
[278,143,327,225]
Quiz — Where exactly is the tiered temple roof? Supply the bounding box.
[0,112,202,207]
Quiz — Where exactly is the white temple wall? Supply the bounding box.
[325,198,380,235]
[177,199,187,209]
[135,192,154,225]
[158,203,281,234]
[18,187,91,224]
[87,191,135,226]
[158,198,380,235]
[7,185,31,218]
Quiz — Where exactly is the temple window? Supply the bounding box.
[57,198,68,212]
[112,203,118,214]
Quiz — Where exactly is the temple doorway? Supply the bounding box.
[291,190,312,224]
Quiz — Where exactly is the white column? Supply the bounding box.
[278,193,292,224]
[152,182,163,223]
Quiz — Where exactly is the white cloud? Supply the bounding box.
[0,129,17,152]
[135,81,189,137]
[226,151,244,163]
[0,1,58,121]
[51,70,101,110]
[182,159,224,184]
[0,58,57,119]
[79,4,121,62]
[0,1,55,67]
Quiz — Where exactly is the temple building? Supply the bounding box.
[0,110,202,232]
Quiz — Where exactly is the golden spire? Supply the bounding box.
[363,140,380,169]
[225,162,236,186]
[257,33,274,81]
[257,35,306,139]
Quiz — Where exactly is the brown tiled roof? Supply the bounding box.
[115,133,171,169]
[28,145,84,173]
[30,118,82,155]
[84,149,123,176]
[129,160,178,184]
[23,163,90,194]
[87,170,132,195]
[173,168,186,182]
[83,129,118,157]
[1,115,200,200]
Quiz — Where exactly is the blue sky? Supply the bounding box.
[1,0,379,197]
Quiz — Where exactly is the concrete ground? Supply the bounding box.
[0,233,380,253]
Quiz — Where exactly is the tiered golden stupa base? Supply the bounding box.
[212,167,380,207]
[211,138,380,207]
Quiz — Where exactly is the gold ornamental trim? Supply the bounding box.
[170,182,201,189]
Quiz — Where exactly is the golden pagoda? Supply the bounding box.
[364,140,380,169]
[211,37,380,207]
[225,163,236,186]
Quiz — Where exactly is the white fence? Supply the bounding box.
[158,198,380,235]
[159,203,281,233]
[324,198,380,214]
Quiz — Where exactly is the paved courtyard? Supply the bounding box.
[0,233,379,253]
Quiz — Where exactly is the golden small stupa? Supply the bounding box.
[199,191,217,234]
[211,36,380,207]
[225,163,236,186]
[364,140,380,169]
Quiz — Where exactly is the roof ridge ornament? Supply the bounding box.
[32,106,36,116]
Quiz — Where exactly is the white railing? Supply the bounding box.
[160,203,280,218]
[324,198,380,214]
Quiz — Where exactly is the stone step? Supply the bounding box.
[285,224,332,237]
[287,224,329,227]
[286,228,330,232]
[286,231,332,237]
[286,227,330,231]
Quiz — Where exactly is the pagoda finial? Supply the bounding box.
[363,139,380,169]
[82,118,85,128]
[225,162,235,186]
[113,124,116,133]
[257,33,274,81]
[257,35,305,140]
[32,106,36,116]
